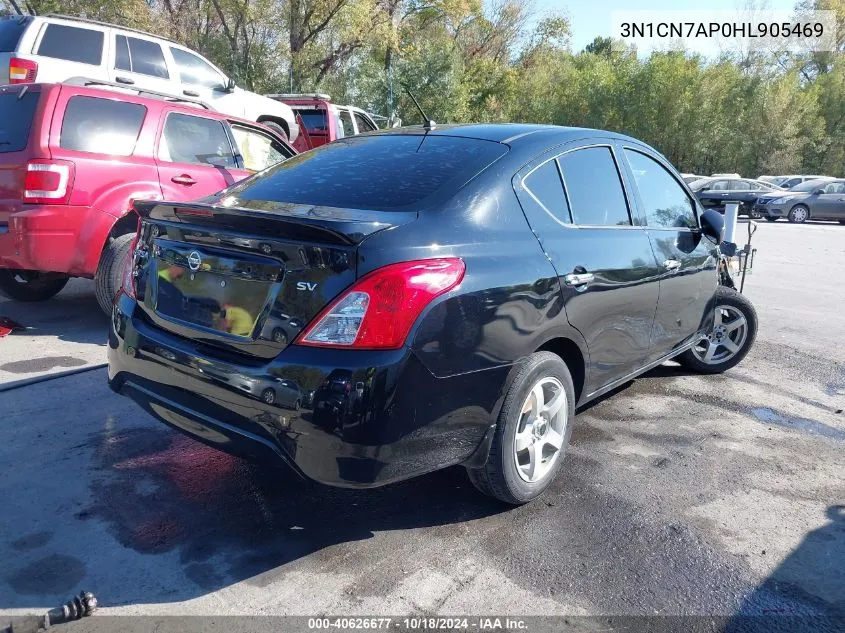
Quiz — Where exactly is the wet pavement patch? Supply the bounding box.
[750,408,845,442]
[0,356,86,374]
[6,554,85,596]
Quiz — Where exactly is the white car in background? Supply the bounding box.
[0,14,298,142]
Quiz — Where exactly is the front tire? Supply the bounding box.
[0,269,69,301]
[787,204,809,224]
[676,286,757,374]
[95,233,134,314]
[467,351,575,505]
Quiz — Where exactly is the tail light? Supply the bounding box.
[9,57,37,84]
[296,258,465,350]
[23,160,74,204]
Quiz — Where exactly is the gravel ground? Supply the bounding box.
[0,221,842,623]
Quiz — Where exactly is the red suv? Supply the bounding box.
[0,81,294,312]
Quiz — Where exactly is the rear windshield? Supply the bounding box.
[228,134,509,211]
[296,109,328,134]
[0,89,39,153]
[788,178,830,192]
[0,17,28,52]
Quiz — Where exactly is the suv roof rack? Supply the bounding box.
[267,93,332,101]
[46,13,179,45]
[63,77,214,110]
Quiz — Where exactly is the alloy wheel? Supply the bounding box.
[691,304,748,365]
[513,377,569,483]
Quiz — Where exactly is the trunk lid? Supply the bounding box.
[130,200,415,360]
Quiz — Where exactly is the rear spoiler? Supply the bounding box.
[133,200,416,246]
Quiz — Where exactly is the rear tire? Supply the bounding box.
[0,269,69,301]
[787,204,809,224]
[94,233,134,315]
[466,351,575,505]
[676,286,757,374]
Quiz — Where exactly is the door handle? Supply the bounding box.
[115,76,135,85]
[663,259,682,271]
[563,272,594,287]
[183,89,200,97]
[171,174,196,186]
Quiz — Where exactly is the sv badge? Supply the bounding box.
[296,282,318,291]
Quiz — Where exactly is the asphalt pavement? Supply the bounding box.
[0,221,842,621]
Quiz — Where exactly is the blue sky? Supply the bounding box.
[532,0,798,52]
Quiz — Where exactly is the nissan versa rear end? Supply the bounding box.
[109,124,756,504]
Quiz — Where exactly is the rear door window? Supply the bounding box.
[338,108,355,137]
[295,109,328,134]
[159,112,236,167]
[59,96,146,156]
[0,17,28,52]
[558,146,632,226]
[114,35,169,78]
[231,125,290,172]
[0,89,40,152]
[37,24,103,65]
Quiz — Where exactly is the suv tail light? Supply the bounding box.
[296,258,465,350]
[9,57,37,84]
[23,160,74,204]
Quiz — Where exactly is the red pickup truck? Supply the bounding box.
[0,81,294,312]
[267,93,381,153]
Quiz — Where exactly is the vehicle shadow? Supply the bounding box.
[48,424,508,607]
[721,504,845,630]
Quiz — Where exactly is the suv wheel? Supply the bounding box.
[262,121,289,141]
[95,233,134,315]
[787,204,809,223]
[0,269,69,301]
[467,351,575,504]
[676,286,757,374]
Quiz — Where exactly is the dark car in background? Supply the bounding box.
[108,123,757,504]
[755,178,845,223]
[691,177,784,217]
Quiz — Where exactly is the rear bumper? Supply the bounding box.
[0,204,95,275]
[107,293,506,488]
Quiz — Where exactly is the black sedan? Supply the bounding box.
[108,124,757,504]
[691,178,784,217]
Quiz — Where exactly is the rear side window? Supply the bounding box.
[338,109,354,137]
[0,89,39,152]
[60,96,146,156]
[159,113,236,167]
[114,35,169,79]
[523,159,571,224]
[229,135,509,211]
[0,17,28,52]
[37,24,103,65]
[624,149,697,230]
[295,109,328,134]
[169,47,224,89]
[558,146,631,226]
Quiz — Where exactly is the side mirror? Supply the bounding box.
[224,77,235,93]
[813,188,825,195]
[700,209,724,244]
